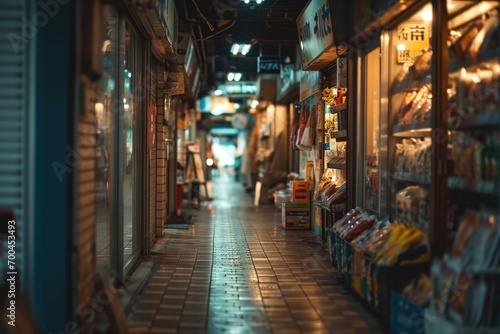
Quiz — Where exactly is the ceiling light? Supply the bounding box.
[230,43,240,55]
[234,73,242,81]
[214,89,223,96]
[227,73,235,81]
[234,103,240,109]
[421,6,432,21]
[251,100,259,108]
[241,44,251,55]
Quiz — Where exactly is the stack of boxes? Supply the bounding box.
[281,181,311,229]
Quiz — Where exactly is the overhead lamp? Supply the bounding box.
[241,44,251,55]
[241,0,264,3]
[230,43,240,55]
[227,72,242,81]
[214,89,223,96]
[251,99,259,108]
[230,43,251,55]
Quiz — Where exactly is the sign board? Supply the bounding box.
[231,113,248,129]
[258,57,280,73]
[226,82,257,96]
[396,22,430,63]
[299,69,321,101]
[157,0,177,47]
[297,0,348,70]
[165,72,184,95]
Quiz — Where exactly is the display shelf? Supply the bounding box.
[391,76,432,95]
[327,163,346,170]
[330,103,347,113]
[447,177,499,195]
[393,172,431,184]
[327,156,346,170]
[331,203,346,212]
[330,129,347,141]
[424,309,500,334]
[449,112,500,131]
[393,120,432,137]
[313,200,330,211]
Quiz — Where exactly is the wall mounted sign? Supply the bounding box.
[396,22,429,63]
[299,69,321,101]
[225,82,257,96]
[258,57,281,73]
[296,0,348,70]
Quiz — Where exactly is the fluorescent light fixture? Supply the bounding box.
[231,43,240,55]
[214,89,223,96]
[234,103,240,109]
[256,0,262,3]
[234,73,242,81]
[251,100,259,108]
[227,72,235,81]
[128,72,132,78]
[241,44,251,55]
[244,0,249,3]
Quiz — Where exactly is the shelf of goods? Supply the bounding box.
[432,3,500,333]
[326,207,431,323]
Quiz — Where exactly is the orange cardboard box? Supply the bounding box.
[291,181,310,203]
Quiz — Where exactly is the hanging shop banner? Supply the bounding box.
[297,0,348,70]
[299,69,321,101]
[157,0,177,47]
[177,32,193,69]
[396,22,430,63]
[258,57,281,74]
[164,72,185,95]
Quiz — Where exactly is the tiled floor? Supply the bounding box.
[127,175,387,333]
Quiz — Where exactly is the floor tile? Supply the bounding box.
[128,177,387,334]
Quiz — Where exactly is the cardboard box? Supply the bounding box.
[282,203,310,229]
[291,181,310,203]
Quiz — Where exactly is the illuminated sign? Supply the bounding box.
[225,82,257,96]
[258,57,280,73]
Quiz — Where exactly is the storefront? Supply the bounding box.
[94,0,178,279]
[298,0,500,331]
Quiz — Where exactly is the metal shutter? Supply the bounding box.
[0,0,27,284]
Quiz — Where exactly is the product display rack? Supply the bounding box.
[427,1,500,331]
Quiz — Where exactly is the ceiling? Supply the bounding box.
[174,0,310,98]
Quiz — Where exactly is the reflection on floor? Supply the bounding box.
[127,174,388,333]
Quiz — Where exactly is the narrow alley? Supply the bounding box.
[126,175,387,334]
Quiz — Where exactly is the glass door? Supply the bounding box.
[122,21,142,270]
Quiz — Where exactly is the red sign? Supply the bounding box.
[148,105,157,158]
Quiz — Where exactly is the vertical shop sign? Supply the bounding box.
[297,0,334,69]
[157,0,177,47]
[164,72,185,95]
[396,22,429,63]
[149,105,157,158]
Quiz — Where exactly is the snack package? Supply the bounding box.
[398,90,418,123]
[409,49,433,80]
[451,209,482,258]
[395,143,405,174]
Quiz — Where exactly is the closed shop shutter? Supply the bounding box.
[0,0,27,282]
[148,57,158,250]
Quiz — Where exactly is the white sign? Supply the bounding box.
[299,69,321,101]
[297,0,334,69]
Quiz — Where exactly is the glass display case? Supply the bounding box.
[381,2,433,231]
